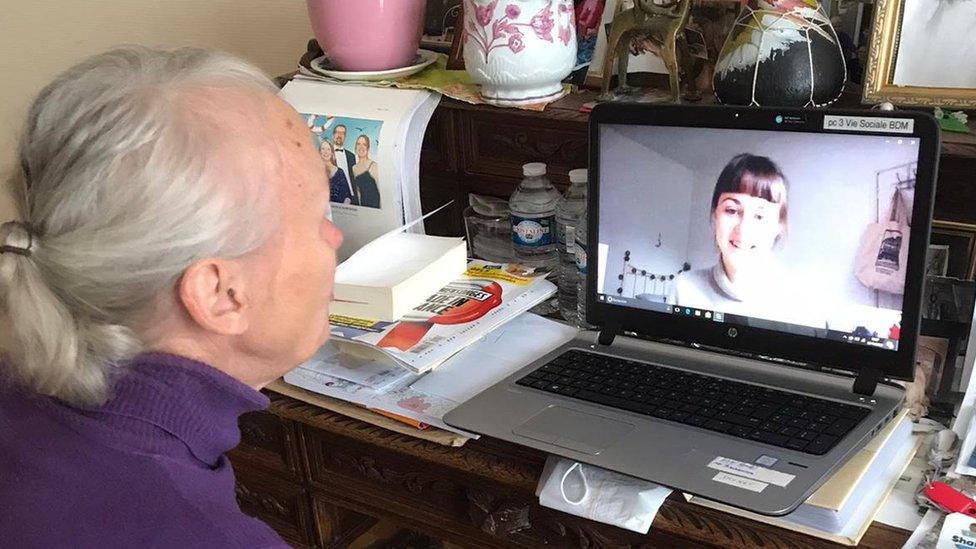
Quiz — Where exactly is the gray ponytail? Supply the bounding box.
[0,47,279,406]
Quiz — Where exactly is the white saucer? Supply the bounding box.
[309,50,438,81]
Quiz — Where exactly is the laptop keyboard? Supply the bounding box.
[516,349,871,456]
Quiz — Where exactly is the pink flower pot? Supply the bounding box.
[463,0,576,106]
[306,0,427,72]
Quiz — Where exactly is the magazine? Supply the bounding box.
[284,313,579,437]
[299,344,420,392]
[328,260,557,374]
[279,79,440,260]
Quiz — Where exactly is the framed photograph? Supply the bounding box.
[926,244,950,277]
[924,276,976,323]
[919,320,969,398]
[863,0,976,108]
[930,220,976,280]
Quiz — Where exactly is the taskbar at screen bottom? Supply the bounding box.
[596,294,899,352]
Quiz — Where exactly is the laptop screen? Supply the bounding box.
[595,124,923,353]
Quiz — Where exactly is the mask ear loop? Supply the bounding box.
[560,461,589,505]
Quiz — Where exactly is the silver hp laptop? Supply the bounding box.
[445,104,939,516]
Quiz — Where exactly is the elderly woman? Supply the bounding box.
[0,47,343,546]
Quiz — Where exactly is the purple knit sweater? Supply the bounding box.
[0,352,288,548]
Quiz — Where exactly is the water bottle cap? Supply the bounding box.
[522,162,547,177]
[569,169,587,183]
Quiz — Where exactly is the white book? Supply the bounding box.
[332,232,467,321]
[279,79,441,261]
[686,412,918,546]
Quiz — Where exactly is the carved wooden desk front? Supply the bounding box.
[229,392,911,548]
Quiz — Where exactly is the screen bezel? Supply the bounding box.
[586,104,939,381]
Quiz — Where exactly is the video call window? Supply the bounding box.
[596,125,922,350]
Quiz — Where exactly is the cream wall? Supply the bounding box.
[0,0,313,221]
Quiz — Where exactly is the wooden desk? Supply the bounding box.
[229,93,975,547]
[229,392,911,548]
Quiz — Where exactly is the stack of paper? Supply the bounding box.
[284,313,578,436]
[299,345,419,392]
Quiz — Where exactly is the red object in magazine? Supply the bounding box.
[377,279,504,351]
[923,481,976,518]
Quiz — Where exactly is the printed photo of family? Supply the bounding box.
[303,113,384,209]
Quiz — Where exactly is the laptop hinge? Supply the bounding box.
[852,367,883,396]
[598,323,620,346]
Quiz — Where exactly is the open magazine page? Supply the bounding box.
[328,260,557,373]
[279,79,438,260]
[284,313,578,437]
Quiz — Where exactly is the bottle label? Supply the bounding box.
[512,215,554,246]
[575,240,587,275]
[563,225,576,255]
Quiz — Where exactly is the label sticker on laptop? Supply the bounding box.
[712,472,767,493]
[823,115,914,134]
[708,457,795,487]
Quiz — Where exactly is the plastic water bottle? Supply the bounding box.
[575,205,595,329]
[510,162,560,272]
[556,168,587,322]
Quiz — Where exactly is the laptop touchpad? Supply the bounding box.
[513,406,634,455]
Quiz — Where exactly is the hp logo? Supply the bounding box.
[728,328,738,338]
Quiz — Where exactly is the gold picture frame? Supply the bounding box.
[863,0,976,108]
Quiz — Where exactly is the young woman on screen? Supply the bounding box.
[672,154,791,319]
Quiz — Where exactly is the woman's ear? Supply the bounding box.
[178,259,250,336]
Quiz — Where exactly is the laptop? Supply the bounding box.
[444,104,939,516]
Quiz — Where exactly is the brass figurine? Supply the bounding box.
[600,0,694,102]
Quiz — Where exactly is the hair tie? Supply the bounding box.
[1,221,34,257]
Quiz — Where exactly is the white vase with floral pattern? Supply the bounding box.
[463,0,576,106]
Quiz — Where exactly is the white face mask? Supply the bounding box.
[560,461,589,505]
[536,456,673,534]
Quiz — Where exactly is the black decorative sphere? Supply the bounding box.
[714,2,845,107]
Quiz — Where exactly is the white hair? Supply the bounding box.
[0,46,281,406]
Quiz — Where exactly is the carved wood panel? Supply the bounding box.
[311,499,377,549]
[459,112,587,188]
[234,464,316,547]
[229,411,301,480]
[297,420,848,549]
[421,108,458,176]
[419,175,466,237]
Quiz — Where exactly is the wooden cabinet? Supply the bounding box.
[230,411,376,548]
